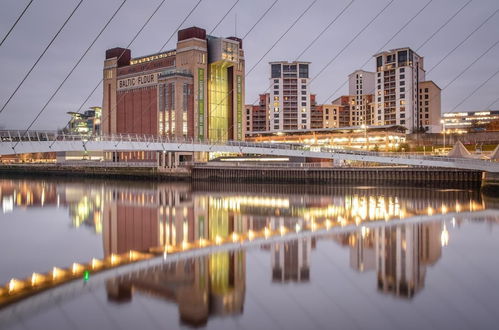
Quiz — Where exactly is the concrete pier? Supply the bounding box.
[192,166,482,188]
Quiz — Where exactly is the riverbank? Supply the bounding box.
[0,164,488,189]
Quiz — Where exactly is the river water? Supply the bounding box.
[1,177,499,330]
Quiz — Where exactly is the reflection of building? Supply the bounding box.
[272,238,312,283]
[375,222,441,298]
[334,221,442,299]
[106,252,245,327]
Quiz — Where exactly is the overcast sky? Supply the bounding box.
[0,0,498,130]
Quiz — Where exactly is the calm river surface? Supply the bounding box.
[1,177,499,330]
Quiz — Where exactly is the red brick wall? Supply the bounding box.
[117,86,158,135]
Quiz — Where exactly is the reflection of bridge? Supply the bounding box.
[0,209,497,328]
[1,132,498,171]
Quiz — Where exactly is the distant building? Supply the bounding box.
[348,69,375,126]
[418,81,441,133]
[373,47,440,133]
[67,106,101,135]
[268,61,311,131]
[102,26,245,164]
[246,125,406,151]
[245,94,269,133]
[442,110,499,133]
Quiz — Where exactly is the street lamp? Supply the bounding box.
[361,124,367,150]
[440,119,446,151]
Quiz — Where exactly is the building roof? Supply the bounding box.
[246,125,406,136]
[373,47,422,59]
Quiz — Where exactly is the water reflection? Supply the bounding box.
[1,178,499,329]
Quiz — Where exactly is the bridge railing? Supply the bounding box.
[1,131,496,166]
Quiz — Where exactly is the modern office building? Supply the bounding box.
[102,26,245,163]
[268,61,311,131]
[67,106,101,135]
[442,110,499,133]
[373,47,441,133]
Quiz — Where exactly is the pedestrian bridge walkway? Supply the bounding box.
[1,131,498,172]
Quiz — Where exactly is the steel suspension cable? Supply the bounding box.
[0,0,84,114]
[0,0,35,47]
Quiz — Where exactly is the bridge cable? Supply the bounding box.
[96,0,269,144]
[245,0,318,77]
[75,0,203,149]
[260,0,394,135]
[0,0,84,114]
[319,1,494,116]
[447,56,499,113]
[15,0,128,146]
[208,0,346,140]
[243,0,355,132]
[50,0,174,148]
[425,7,499,76]
[319,0,445,105]
[0,0,35,48]
[209,0,240,35]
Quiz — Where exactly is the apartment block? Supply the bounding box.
[418,81,441,133]
[373,47,442,133]
[269,61,311,131]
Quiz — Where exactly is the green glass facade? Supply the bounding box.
[208,62,231,141]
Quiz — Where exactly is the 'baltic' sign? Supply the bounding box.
[117,72,160,91]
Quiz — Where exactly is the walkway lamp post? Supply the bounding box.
[361,124,368,150]
[440,119,446,152]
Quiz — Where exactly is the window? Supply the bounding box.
[400,74,405,79]
[400,120,405,124]
[400,68,405,73]
[301,96,306,100]
[425,88,428,92]
[376,56,383,67]
[301,85,306,89]
[274,85,279,89]
[274,96,279,100]
[274,79,279,83]
[400,94,405,99]
[400,87,405,93]
[274,91,278,95]
[378,97,381,102]
[400,113,405,118]
[301,119,307,123]
[302,113,307,117]
[425,107,429,112]
[301,102,306,106]
[299,64,309,78]
[425,114,429,118]
[400,81,405,86]
[425,94,429,99]
[301,91,306,95]
[400,100,405,105]
[271,64,281,78]
[301,79,306,83]
[425,101,429,105]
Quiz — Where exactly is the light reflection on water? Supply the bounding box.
[1,177,499,329]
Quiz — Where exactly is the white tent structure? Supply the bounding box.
[489,144,499,160]
[447,141,472,158]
